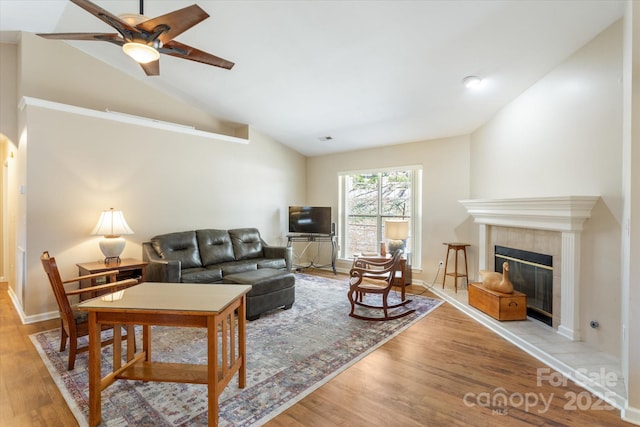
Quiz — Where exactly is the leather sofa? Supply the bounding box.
[143,228,295,320]
[142,228,293,283]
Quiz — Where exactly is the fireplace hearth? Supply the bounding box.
[495,245,553,326]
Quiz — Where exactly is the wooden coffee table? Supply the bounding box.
[78,282,251,427]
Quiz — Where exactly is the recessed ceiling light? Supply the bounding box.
[318,136,333,141]
[463,75,483,89]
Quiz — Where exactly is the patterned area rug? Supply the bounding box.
[30,273,443,426]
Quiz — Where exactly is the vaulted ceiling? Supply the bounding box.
[0,0,625,156]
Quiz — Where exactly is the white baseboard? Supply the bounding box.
[623,405,640,425]
[7,286,59,324]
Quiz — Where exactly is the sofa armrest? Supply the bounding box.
[142,242,181,282]
[263,244,293,272]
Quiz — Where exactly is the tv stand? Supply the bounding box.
[286,233,337,274]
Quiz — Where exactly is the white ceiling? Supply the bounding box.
[0,0,625,156]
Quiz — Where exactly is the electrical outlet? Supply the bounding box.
[438,260,444,268]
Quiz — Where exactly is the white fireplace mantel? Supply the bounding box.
[459,196,600,232]
[459,196,599,341]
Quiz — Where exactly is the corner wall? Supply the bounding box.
[469,20,623,356]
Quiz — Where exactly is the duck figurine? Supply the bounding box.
[479,261,514,294]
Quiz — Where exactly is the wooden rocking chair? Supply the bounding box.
[347,249,414,321]
[40,251,139,370]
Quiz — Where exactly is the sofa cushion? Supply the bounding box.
[181,267,223,283]
[151,231,202,269]
[223,269,295,297]
[257,258,287,270]
[218,260,258,275]
[196,229,235,266]
[229,228,264,260]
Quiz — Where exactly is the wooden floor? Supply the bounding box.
[0,274,633,427]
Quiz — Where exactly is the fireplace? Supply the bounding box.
[460,196,599,340]
[494,245,553,326]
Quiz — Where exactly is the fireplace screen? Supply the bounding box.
[495,246,553,326]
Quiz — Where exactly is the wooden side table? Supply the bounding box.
[77,258,147,300]
[442,243,470,293]
[355,254,411,301]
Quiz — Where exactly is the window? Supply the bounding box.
[338,166,421,267]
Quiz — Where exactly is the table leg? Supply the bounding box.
[463,247,469,290]
[143,325,152,361]
[88,312,102,427]
[331,238,337,275]
[126,324,135,361]
[442,247,450,288]
[113,325,122,370]
[208,315,219,427]
[400,260,406,301]
[239,294,246,388]
[454,248,459,293]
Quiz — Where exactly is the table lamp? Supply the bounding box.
[385,219,409,254]
[91,208,133,264]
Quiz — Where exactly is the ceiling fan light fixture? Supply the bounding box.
[122,42,159,64]
[38,0,234,76]
[119,13,150,26]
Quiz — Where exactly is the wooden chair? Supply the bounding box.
[40,251,139,370]
[347,249,415,321]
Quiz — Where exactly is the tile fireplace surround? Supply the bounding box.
[429,196,628,410]
[459,195,599,341]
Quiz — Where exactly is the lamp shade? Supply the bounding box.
[91,208,134,237]
[92,208,133,263]
[385,220,409,240]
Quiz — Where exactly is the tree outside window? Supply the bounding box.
[343,170,412,257]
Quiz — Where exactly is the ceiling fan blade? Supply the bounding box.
[162,40,234,70]
[70,0,138,37]
[140,60,160,76]
[38,0,235,76]
[37,32,124,45]
[136,4,209,45]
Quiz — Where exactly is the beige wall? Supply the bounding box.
[5,32,305,320]
[470,20,623,356]
[1,43,18,143]
[21,104,305,318]
[306,135,473,282]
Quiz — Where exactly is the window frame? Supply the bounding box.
[338,165,422,268]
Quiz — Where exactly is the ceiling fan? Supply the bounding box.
[37,0,234,76]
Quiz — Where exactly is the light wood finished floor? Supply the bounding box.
[1,274,633,426]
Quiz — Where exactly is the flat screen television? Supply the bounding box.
[288,206,332,235]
